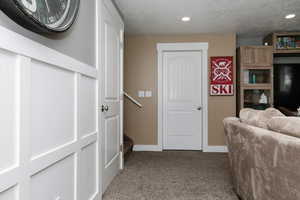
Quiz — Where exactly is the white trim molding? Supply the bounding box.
[157,43,209,52]
[203,146,228,153]
[0,26,97,78]
[133,145,228,153]
[157,42,209,151]
[133,145,163,152]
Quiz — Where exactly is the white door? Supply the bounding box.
[100,1,124,193]
[163,51,202,150]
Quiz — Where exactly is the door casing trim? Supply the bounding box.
[157,43,209,151]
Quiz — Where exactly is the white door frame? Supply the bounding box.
[96,0,124,196]
[157,43,209,151]
[95,0,102,196]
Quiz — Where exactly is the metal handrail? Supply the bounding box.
[124,92,142,108]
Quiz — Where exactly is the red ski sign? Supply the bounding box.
[210,57,234,96]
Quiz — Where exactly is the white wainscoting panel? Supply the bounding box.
[0,50,18,173]
[79,142,97,200]
[0,186,18,200]
[0,26,99,200]
[30,155,75,200]
[79,75,97,139]
[30,60,76,157]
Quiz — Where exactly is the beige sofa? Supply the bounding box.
[223,108,300,200]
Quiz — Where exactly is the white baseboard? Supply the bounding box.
[133,145,162,152]
[203,146,228,153]
[133,145,228,153]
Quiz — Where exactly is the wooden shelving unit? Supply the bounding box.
[237,46,274,112]
[264,32,300,54]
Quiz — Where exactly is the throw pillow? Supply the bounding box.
[240,108,285,129]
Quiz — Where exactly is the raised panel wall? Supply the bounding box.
[0,51,18,172]
[30,61,76,157]
[30,155,75,200]
[79,75,97,139]
[0,26,99,200]
[0,186,18,200]
[79,142,97,200]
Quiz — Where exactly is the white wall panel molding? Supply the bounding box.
[0,26,99,200]
[0,26,97,78]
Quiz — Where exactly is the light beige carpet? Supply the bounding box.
[103,151,239,200]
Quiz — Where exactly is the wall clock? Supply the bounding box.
[0,0,80,34]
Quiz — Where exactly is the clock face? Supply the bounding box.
[0,0,80,33]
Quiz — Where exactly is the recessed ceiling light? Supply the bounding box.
[181,17,191,22]
[285,14,296,19]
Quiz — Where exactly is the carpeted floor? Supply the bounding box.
[103,151,239,200]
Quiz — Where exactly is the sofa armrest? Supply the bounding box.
[223,117,240,137]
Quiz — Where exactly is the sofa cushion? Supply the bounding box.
[240,108,284,129]
[268,117,300,138]
[264,107,285,118]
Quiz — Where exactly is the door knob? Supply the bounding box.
[101,105,109,112]
[197,106,202,111]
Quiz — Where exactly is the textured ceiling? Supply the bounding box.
[114,0,300,37]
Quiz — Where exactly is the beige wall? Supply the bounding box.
[124,34,236,146]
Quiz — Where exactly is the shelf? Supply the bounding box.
[274,49,300,54]
[243,89,272,108]
[264,32,300,55]
[242,66,272,70]
[274,32,300,37]
[276,48,300,50]
[242,68,272,85]
[242,84,272,89]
